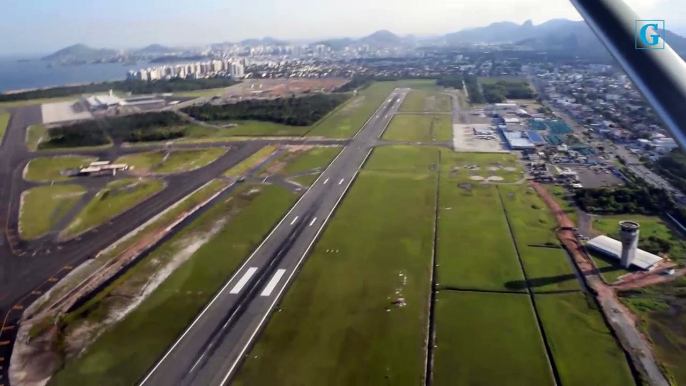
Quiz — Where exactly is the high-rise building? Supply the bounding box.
[230,62,245,78]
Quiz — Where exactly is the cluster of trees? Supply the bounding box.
[649,149,686,194]
[573,186,673,215]
[0,78,239,102]
[183,94,349,126]
[40,111,188,148]
[481,80,535,103]
[436,75,464,89]
[463,75,484,104]
[39,121,109,149]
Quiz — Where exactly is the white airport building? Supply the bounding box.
[586,235,663,270]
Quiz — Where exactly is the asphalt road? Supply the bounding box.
[139,88,409,386]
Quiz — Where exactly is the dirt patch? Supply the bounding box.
[469,176,485,181]
[487,176,504,182]
[9,325,61,386]
[504,167,518,172]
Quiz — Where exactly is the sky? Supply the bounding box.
[1,0,685,55]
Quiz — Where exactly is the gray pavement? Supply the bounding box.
[139,88,409,386]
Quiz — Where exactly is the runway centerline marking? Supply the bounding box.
[323,178,329,184]
[229,267,258,294]
[309,217,317,227]
[260,269,287,297]
[338,178,344,185]
[290,216,299,225]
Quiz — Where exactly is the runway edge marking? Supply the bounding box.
[138,144,348,386]
[220,168,362,385]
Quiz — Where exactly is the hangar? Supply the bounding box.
[586,235,663,270]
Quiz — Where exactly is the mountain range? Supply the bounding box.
[42,19,686,62]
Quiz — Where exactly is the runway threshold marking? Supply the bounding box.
[229,267,258,294]
[290,216,299,225]
[260,269,287,297]
[338,179,344,185]
[309,217,317,227]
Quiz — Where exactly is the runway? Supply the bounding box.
[0,105,349,382]
[139,88,409,385]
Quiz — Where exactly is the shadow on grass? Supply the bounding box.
[504,265,631,291]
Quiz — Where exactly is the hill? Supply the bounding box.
[359,30,403,46]
[134,44,177,55]
[42,44,118,62]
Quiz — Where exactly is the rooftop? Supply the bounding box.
[586,235,663,270]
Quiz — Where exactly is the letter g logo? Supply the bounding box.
[636,20,665,49]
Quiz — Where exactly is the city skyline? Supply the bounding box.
[3,0,684,55]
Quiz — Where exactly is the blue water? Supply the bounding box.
[0,57,149,93]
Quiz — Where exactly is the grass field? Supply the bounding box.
[441,151,523,183]
[223,146,279,177]
[593,214,686,262]
[437,183,525,291]
[19,184,86,240]
[498,185,580,292]
[535,293,635,386]
[546,185,578,225]
[433,291,553,386]
[0,112,9,143]
[382,114,452,142]
[364,145,439,173]
[588,249,631,283]
[201,120,311,137]
[399,90,451,113]
[281,146,341,175]
[62,178,165,238]
[289,174,319,187]
[24,156,97,182]
[26,124,47,151]
[51,185,298,386]
[621,289,686,385]
[117,148,226,174]
[174,88,228,98]
[234,171,436,385]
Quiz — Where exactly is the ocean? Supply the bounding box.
[0,57,151,93]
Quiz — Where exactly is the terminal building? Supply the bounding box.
[501,130,535,150]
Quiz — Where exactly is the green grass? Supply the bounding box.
[546,185,578,225]
[281,146,341,175]
[174,88,228,97]
[117,148,226,174]
[51,185,298,386]
[437,183,525,291]
[364,145,439,173]
[62,178,165,238]
[26,124,47,151]
[382,114,452,142]
[289,174,319,187]
[199,120,311,137]
[593,214,686,262]
[223,146,279,177]
[234,171,436,385]
[498,185,580,293]
[535,293,634,386]
[307,80,437,139]
[24,156,97,182]
[433,291,553,386]
[441,151,523,183]
[588,249,631,283]
[0,112,9,143]
[19,185,86,240]
[399,90,451,112]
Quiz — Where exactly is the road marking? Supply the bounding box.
[323,178,329,184]
[139,146,349,386]
[48,277,57,282]
[290,216,299,225]
[0,341,9,346]
[229,267,258,294]
[309,217,317,226]
[64,265,73,270]
[1,326,13,331]
[12,305,23,310]
[31,291,41,295]
[338,178,344,185]
[220,170,361,385]
[260,269,287,297]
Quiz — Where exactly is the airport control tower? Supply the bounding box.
[619,221,640,268]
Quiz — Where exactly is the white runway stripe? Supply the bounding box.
[260,269,287,297]
[323,178,329,184]
[229,267,258,294]
[338,178,344,185]
[290,216,299,225]
[309,217,317,226]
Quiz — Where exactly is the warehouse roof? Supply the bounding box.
[586,235,663,270]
